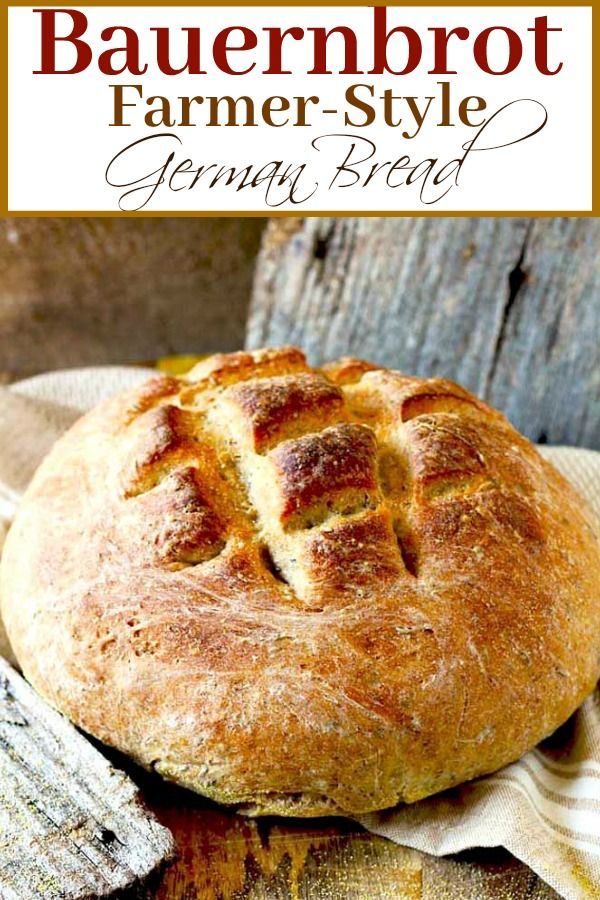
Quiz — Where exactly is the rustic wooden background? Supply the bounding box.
[248,217,600,449]
[1,215,598,899]
[0,218,265,380]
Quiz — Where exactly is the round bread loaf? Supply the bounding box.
[2,347,600,817]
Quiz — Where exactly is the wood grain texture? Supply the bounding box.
[0,657,174,899]
[152,799,424,900]
[137,782,559,900]
[248,217,600,448]
[0,218,265,380]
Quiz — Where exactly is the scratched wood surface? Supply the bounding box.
[248,216,600,449]
[0,658,174,900]
[139,781,559,900]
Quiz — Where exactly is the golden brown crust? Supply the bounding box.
[2,347,600,817]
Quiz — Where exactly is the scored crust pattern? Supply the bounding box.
[120,346,502,607]
[2,346,600,817]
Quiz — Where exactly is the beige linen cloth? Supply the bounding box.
[1,368,600,900]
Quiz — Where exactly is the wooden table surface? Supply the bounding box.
[3,216,598,899]
[140,783,559,900]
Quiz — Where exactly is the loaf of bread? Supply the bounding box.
[2,347,599,817]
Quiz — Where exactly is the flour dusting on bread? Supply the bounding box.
[1,347,599,816]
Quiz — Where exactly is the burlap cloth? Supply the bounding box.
[1,368,599,900]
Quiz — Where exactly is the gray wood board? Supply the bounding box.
[248,217,600,448]
[0,657,174,899]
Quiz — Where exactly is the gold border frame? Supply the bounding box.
[1,0,596,216]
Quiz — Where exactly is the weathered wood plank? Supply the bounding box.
[0,657,174,900]
[485,218,600,449]
[248,217,600,448]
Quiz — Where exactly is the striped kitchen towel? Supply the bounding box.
[1,368,600,900]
